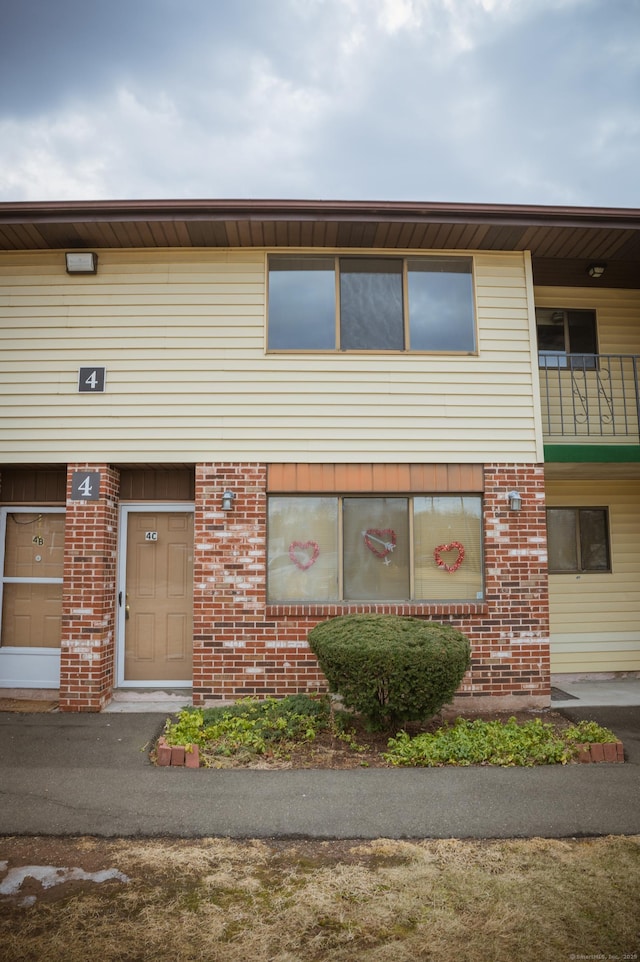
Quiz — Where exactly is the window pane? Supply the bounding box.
[547,508,578,571]
[408,258,475,351]
[340,258,404,350]
[3,511,65,579]
[268,257,335,349]
[414,496,483,600]
[536,309,567,365]
[267,497,338,602]
[567,310,597,355]
[343,498,409,600]
[579,509,609,571]
[1,582,62,648]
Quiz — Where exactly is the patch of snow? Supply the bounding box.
[0,865,130,896]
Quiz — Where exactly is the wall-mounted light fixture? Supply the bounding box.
[65,252,98,274]
[587,263,606,279]
[507,490,522,511]
[221,490,235,512]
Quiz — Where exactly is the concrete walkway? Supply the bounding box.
[1,686,639,840]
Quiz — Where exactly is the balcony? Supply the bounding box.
[539,354,640,443]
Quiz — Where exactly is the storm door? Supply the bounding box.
[0,507,65,688]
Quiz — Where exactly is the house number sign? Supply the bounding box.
[78,367,106,392]
[145,531,158,541]
[71,471,101,501]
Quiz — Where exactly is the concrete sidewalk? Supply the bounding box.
[1,705,639,840]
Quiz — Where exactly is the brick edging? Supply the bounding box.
[155,736,200,768]
[153,737,625,768]
[574,741,625,763]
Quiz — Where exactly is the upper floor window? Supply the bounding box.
[268,255,476,353]
[536,308,597,368]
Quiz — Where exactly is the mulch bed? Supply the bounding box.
[195,708,575,769]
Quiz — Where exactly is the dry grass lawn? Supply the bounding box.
[1,835,639,962]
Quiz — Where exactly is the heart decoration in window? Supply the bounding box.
[433,541,465,573]
[289,540,320,571]
[364,528,396,559]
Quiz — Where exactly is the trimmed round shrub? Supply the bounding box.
[308,614,471,729]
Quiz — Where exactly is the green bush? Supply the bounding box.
[307,614,471,729]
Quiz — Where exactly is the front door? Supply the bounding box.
[118,506,194,686]
[0,507,65,688]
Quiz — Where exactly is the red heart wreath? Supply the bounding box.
[434,541,465,573]
[364,528,396,559]
[289,540,320,571]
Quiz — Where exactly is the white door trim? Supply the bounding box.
[116,503,195,688]
[0,506,65,689]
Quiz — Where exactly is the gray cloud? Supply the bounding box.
[0,0,638,204]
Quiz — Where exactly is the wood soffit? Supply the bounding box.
[0,199,638,287]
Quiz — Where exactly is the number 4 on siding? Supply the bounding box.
[78,367,106,392]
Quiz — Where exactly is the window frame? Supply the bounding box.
[267,254,478,355]
[536,308,599,369]
[546,506,611,574]
[267,493,484,604]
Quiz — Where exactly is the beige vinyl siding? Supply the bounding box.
[536,287,640,444]
[547,480,640,673]
[0,249,540,464]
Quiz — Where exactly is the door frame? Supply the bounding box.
[116,503,195,689]
[0,506,66,689]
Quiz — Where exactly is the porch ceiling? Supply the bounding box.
[0,199,638,288]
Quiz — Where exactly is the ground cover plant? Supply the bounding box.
[159,696,618,769]
[384,716,617,767]
[1,835,638,962]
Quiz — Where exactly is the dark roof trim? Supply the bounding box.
[1,198,639,230]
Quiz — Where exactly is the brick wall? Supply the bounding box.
[59,464,119,711]
[192,461,550,709]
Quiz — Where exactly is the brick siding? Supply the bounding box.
[46,460,549,711]
[191,462,550,709]
[59,464,119,711]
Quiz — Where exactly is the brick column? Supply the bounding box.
[193,463,268,704]
[59,464,119,711]
[457,463,551,706]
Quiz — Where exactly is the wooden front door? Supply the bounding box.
[122,510,193,684]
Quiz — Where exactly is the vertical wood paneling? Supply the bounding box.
[267,463,484,491]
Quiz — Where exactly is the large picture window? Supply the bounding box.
[267,495,483,603]
[547,507,610,573]
[268,255,476,353]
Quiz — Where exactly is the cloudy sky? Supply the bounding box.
[0,0,638,206]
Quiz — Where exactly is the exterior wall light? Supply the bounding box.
[587,263,606,279]
[66,252,98,274]
[221,490,235,511]
[508,490,522,511]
